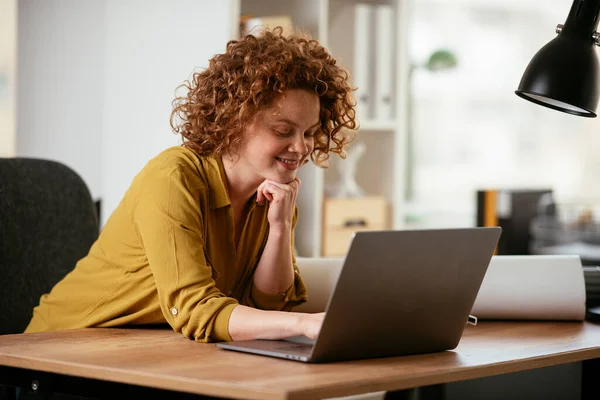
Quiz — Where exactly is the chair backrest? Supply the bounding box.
[0,158,99,334]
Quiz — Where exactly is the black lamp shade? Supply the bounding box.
[515,0,600,118]
[516,36,599,117]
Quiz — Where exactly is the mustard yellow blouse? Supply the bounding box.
[25,146,307,342]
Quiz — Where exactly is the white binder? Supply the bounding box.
[353,3,374,120]
[374,4,395,121]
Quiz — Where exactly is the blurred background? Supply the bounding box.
[407,0,600,228]
[1,0,600,262]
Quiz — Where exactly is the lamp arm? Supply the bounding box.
[556,0,600,45]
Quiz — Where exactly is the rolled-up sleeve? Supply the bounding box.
[133,162,237,342]
[246,207,308,311]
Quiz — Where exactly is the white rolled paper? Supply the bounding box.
[472,255,586,321]
[295,255,587,321]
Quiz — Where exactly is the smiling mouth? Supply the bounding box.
[275,157,301,165]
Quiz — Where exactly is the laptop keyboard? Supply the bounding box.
[284,335,316,345]
[275,341,314,355]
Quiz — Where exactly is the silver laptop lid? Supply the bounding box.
[310,227,501,362]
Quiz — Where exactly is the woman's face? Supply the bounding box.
[236,88,320,185]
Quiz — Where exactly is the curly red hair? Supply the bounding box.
[170,27,357,167]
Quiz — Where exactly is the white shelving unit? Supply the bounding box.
[234,0,411,257]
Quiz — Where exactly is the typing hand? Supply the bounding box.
[301,312,325,340]
[256,177,300,230]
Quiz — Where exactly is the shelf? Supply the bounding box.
[358,119,397,131]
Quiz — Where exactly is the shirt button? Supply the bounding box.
[170,307,178,316]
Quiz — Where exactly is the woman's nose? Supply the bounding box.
[289,134,310,154]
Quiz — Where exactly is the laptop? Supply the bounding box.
[217,227,502,363]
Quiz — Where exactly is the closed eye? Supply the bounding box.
[274,129,293,137]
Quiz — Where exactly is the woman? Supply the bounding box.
[25,28,357,343]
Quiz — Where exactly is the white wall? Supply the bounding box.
[16,0,233,226]
[101,0,231,226]
[17,0,105,199]
[0,0,17,157]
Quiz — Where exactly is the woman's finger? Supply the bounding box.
[263,185,274,201]
[256,178,298,203]
[256,181,265,202]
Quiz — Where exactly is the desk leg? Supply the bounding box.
[582,358,600,400]
[384,384,445,400]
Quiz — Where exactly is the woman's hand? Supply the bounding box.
[300,312,325,340]
[228,306,326,341]
[256,177,301,230]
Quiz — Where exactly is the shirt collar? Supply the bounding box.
[205,156,231,209]
[204,155,266,210]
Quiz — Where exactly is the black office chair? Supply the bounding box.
[0,158,99,399]
[0,157,99,335]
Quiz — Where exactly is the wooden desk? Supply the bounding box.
[1,322,600,400]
